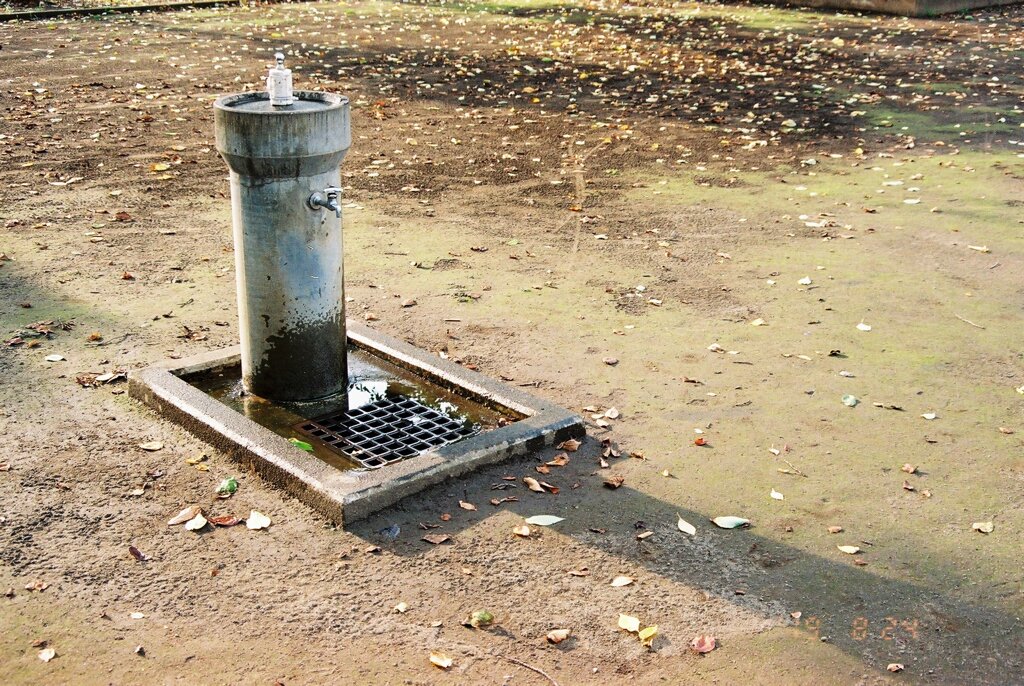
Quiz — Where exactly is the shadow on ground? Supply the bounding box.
[348,438,1024,685]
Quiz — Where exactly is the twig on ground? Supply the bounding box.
[954,314,985,329]
[502,656,560,686]
[779,459,808,478]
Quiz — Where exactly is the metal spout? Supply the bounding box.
[308,187,342,218]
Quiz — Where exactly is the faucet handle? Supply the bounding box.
[308,187,342,218]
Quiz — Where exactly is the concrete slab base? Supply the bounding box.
[129,322,584,526]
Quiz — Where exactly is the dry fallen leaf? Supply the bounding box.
[523,476,545,493]
[827,526,844,534]
[603,474,625,489]
[901,463,918,474]
[422,533,451,545]
[512,524,531,537]
[546,453,570,467]
[677,515,697,536]
[246,510,271,530]
[184,513,207,531]
[618,614,641,633]
[557,438,581,452]
[610,575,634,587]
[38,647,56,662]
[712,516,750,529]
[524,515,563,526]
[167,505,202,526]
[394,602,409,613]
[972,521,994,534]
[458,500,477,511]
[429,652,454,669]
[770,488,784,501]
[638,625,658,647]
[138,441,163,452]
[208,515,242,527]
[837,545,862,554]
[691,635,717,654]
[887,663,905,673]
[547,628,571,644]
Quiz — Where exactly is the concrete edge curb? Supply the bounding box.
[129,324,584,526]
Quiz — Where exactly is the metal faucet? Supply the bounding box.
[308,187,342,218]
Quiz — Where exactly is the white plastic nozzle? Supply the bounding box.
[266,52,294,107]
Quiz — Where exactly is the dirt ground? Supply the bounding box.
[1,0,1023,683]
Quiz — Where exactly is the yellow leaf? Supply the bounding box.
[150,163,170,172]
[639,625,658,647]
[618,614,640,633]
[429,651,453,669]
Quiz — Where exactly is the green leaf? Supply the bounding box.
[289,438,314,452]
[216,476,238,495]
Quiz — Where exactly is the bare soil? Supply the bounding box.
[1,1,1023,684]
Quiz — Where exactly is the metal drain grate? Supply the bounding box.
[294,396,479,469]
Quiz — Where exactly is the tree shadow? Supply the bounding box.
[125,1,1024,161]
[293,1,1023,152]
[347,438,1024,685]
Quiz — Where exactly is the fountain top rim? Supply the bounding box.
[214,90,348,115]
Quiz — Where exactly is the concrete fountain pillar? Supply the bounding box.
[213,54,351,402]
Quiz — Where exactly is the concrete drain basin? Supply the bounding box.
[131,60,582,525]
[129,322,583,526]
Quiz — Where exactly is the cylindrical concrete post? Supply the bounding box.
[214,90,351,402]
